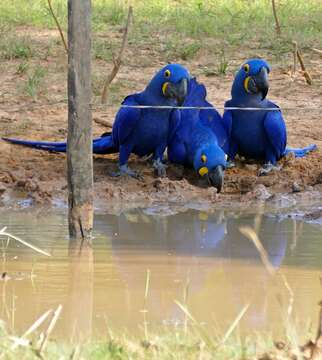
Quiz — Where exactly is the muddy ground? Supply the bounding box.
[0,28,322,211]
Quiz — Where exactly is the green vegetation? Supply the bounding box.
[0,0,321,52]
[23,66,47,98]
[0,325,276,360]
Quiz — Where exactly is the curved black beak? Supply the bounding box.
[163,78,188,105]
[247,67,269,100]
[207,165,224,193]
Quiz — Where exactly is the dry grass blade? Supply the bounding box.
[38,304,63,353]
[11,309,53,350]
[0,228,51,257]
[220,303,250,345]
[239,226,275,275]
[101,6,133,104]
[174,300,213,348]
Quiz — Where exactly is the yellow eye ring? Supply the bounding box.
[243,64,250,73]
[164,69,171,78]
[201,154,207,163]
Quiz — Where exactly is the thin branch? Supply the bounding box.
[312,48,322,56]
[0,228,51,257]
[292,41,298,75]
[47,0,68,53]
[93,117,113,129]
[271,0,281,35]
[101,6,133,104]
[296,48,313,85]
[11,309,53,350]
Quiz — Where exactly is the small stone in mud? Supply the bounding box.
[292,182,302,193]
[239,176,257,193]
[244,164,258,172]
[243,184,272,201]
[0,185,6,195]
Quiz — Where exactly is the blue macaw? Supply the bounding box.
[223,58,317,174]
[3,64,190,178]
[168,78,228,192]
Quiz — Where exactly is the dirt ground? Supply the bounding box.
[0,28,322,211]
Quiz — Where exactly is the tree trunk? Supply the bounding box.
[67,0,93,240]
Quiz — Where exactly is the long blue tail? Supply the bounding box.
[284,144,317,158]
[2,133,118,155]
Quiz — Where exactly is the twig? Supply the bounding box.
[312,48,322,56]
[0,228,51,257]
[101,6,133,104]
[93,117,113,129]
[38,304,63,353]
[271,0,281,35]
[292,41,298,75]
[296,49,313,85]
[11,309,52,350]
[47,0,68,53]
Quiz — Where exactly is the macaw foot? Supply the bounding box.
[153,159,167,177]
[258,163,281,176]
[226,160,236,169]
[111,164,143,180]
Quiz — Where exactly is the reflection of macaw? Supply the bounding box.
[223,58,316,174]
[168,78,227,192]
[3,64,190,178]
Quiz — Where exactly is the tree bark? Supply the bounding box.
[67,0,93,240]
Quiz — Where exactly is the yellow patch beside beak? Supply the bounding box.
[201,154,207,163]
[162,82,169,96]
[199,167,209,177]
[244,76,251,93]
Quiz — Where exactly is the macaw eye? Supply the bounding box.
[243,64,250,73]
[201,154,207,163]
[164,69,171,78]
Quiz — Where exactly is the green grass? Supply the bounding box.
[0,325,276,360]
[23,66,47,98]
[0,0,321,51]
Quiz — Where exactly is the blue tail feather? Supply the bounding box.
[284,144,317,158]
[2,134,118,155]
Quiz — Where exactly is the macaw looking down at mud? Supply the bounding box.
[223,58,316,174]
[3,64,190,178]
[168,78,227,192]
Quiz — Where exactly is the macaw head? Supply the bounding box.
[146,64,190,106]
[231,59,271,101]
[193,145,227,193]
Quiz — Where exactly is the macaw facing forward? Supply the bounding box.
[168,78,227,192]
[3,64,190,178]
[223,58,316,174]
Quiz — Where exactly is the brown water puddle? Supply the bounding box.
[0,207,321,342]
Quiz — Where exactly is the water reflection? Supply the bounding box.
[0,208,321,339]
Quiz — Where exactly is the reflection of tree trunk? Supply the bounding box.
[66,241,94,341]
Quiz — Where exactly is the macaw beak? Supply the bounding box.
[162,78,188,105]
[244,66,269,100]
[207,165,224,193]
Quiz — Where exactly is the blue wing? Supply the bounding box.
[263,108,287,161]
[113,95,142,146]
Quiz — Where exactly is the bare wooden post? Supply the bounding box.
[67,0,93,240]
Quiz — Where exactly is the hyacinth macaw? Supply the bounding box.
[168,78,227,192]
[3,64,190,178]
[223,58,316,174]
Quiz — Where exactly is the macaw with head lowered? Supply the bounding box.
[3,64,190,178]
[223,58,316,174]
[168,78,227,192]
